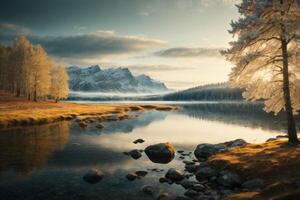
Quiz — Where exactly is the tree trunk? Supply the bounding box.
[55,98,58,103]
[34,84,37,102]
[281,30,298,145]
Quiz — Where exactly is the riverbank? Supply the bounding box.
[0,92,177,128]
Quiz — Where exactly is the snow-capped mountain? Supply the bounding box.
[67,65,169,93]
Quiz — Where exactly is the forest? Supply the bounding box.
[0,36,68,102]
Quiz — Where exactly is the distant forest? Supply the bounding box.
[161,83,244,101]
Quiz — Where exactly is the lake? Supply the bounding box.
[0,102,295,200]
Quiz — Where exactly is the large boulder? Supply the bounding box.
[194,143,227,160]
[217,170,242,188]
[145,143,175,164]
[165,168,185,182]
[83,169,104,184]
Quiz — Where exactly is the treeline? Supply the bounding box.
[0,36,68,102]
[162,83,244,101]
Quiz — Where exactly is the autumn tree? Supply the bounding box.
[222,0,300,144]
[50,64,69,102]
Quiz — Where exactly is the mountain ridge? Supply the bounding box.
[67,65,169,93]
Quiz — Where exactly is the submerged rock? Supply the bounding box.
[145,143,175,164]
[133,139,145,144]
[96,123,104,129]
[142,185,155,195]
[135,170,148,177]
[126,173,138,181]
[83,169,104,184]
[156,193,171,200]
[128,149,142,160]
[165,168,185,182]
[78,121,89,128]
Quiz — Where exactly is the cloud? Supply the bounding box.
[126,64,193,72]
[0,22,31,36]
[154,47,223,58]
[0,23,166,59]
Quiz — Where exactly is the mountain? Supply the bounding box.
[67,65,169,93]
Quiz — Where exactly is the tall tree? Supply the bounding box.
[50,64,69,102]
[222,0,300,144]
[30,45,52,101]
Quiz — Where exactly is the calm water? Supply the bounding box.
[0,102,296,200]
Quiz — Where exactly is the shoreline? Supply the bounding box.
[0,94,177,128]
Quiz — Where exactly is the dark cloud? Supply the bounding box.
[154,47,224,58]
[0,24,166,58]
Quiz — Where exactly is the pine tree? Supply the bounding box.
[50,64,69,102]
[222,0,300,144]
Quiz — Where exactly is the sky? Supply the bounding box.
[0,0,241,90]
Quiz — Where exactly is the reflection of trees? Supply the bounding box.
[180,103,298,131]
[0,122,69,174]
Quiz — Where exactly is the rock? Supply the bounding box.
[145,143,175,164]
[183,160,195,165]
[128,149,142,160]
[78,121,89,128]
[191,183,206,192]
[224,139,247,148]
[142,185,154,195]
[179,179,199,189]
[165,168,185,182]
[177,150,184,153]
[242,178,265,190]
[174,196,191,200]
[194,144,226,160]
[159,177,168,183]
[126,173,138,181]
[133,139,145,144]
[184,189,199,197]
[185,164,199,173]
[157,193,171,200]
[195,167,218,181]
[83,169,104,184]
[123,151,130,156]
[96,123,104,129]
[135,170,148,177]
[179,156,185,159]
[217,171,242,188]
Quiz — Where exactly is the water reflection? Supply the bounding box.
[180,102,291,131]
[0,122,69,175]
[0,102,298,200]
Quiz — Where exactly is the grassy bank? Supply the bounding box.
[0,92,177,128]
[208,139,300,200]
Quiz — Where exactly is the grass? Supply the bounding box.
[0,92,177,127]
[209,139,300,200]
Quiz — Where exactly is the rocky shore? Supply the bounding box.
[85,137,299,200]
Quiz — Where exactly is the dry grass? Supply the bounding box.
[0,92,177,127]
[210,139,300,200]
